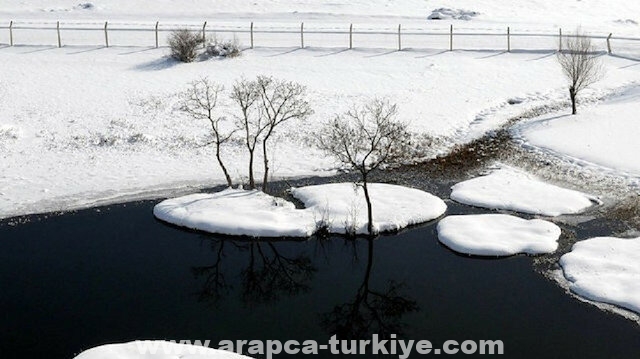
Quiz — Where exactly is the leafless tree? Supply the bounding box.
[255,75,313,191]
[231,76,312,190]
[557,29,604,115]
[317,99,411,236]
[230,78,263,189]
[180,77,235,187]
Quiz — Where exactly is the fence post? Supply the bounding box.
[558,28,562,52]
[57,21,61,48]
[155,21,159,48]
[104,21,109,47]
[202,21,207,48]
[507,26,510,52]
[606,33,612,54]
[250,22,254,49]
[300,22,304,48]
[449,24,453,51]
[9,20,13,46]
[349,23,353,49]
[398,24,402,51]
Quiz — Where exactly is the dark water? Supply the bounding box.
[1,200,639,359]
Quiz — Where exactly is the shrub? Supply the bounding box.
[168,29,203,63]
[206,36,241,58]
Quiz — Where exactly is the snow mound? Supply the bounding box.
[74,340,252,359]
[291,183,447,235]
[153,188,316,237]
[560,237,640,315]
[437,214,560,256]
[428,8,479,21]
[450,167,596,216]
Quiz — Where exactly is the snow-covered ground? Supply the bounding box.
[2,0,639,35]
[74,341,252,359]
[1,0,640,220]
[450,166,598,216]
[560,236,640,315]
[154,183,446,237]
[515,86,640,180]
[437,214,561,256]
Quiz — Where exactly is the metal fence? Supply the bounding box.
[1,20,639,56]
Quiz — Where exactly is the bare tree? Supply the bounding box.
[317,99,411,236]
[557,29,604,115]
[180,77,235,187]
[255,76,313,191]
[230,78,263,189]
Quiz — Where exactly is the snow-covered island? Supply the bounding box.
[154,183,447,237]
[450,166,598,216]
[437,214,561,256]
[560,236,640,316]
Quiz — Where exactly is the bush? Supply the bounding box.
[206,37,241,58]
[168,29,203,63]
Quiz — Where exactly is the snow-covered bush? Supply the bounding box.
[168,29,203,63]
[206,36,241,58]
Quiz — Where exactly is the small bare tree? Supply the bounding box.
[181,77,235,187]
[255,75,313,191]
[317,99,411,236]
[557,29,604,115]
[230,78,263,189]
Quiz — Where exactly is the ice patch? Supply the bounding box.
[427,8,479,21]
[437,214,560,256]
[73,340,253,359]
[560,236,640,315]
[290,183,447,235]
[450,167,597,216]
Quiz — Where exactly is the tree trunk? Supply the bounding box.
[361,175,374,237]
[216,144,233,187]
[262,139,269,192]
[248,148,255,189]
[570,86,577,115]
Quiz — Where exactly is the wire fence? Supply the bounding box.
[1,20,639,57]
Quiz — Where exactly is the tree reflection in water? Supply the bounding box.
[321,238,418,340]
[191,236,418,341]
[191,238,316,305]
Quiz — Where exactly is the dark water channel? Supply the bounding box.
[1,195,639,359]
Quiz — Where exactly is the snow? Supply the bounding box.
[560,236,640,315]
[73,341,252,359]
[290,182,447,235]
[450,167,597,216]
[0,0,639,220]
[437,214,561,256]
[516,86,640,178]
[154,183,445,237]
[153,188,317,237]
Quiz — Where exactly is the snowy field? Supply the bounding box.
[0,0,640,221]
[515,86,640,179]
